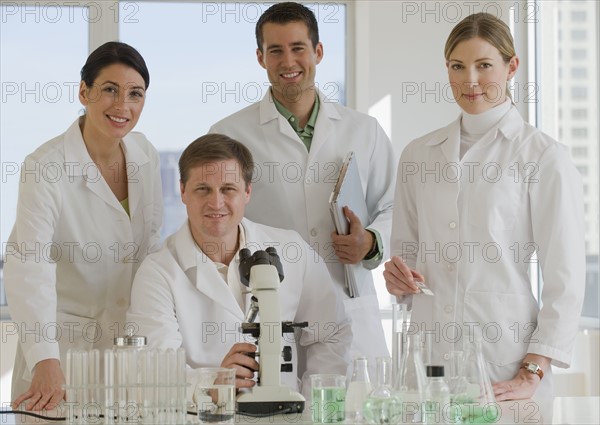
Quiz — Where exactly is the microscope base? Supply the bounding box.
[237,386,305,416]
[237,400,305,416]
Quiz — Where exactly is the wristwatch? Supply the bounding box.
[520,362,544,380]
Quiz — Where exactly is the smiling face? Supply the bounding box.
[79,63,146,143]
[181,159,251,250]
[446,37,518,114]
[257,21,323,107]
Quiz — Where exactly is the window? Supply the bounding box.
[572,67,588,79]
[0,0,350,305]
[571,29,587,41]
[0,1,88,308]
[572,108,588,119]
[572,127,589,138]
[537,0,598,328]
[577,165,589,177]
[118,1,347,237]
[571,10,587,22]
[572,86,588,100]
[572,49,587,60]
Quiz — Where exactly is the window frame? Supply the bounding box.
[0,0,353,318]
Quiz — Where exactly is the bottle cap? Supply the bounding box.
[426,365,445,377]
[114,334,147,347]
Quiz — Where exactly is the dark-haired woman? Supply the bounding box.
[5,41,162,410]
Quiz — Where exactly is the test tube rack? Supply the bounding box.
[64,347,188,424]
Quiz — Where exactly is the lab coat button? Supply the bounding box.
[443,353,450,361]
[444,305,453,314]
[310,229,318,237]
[446,263,455,271]
[449,221,457,229]
[305,177,312,184]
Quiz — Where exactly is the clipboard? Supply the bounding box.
[328,152,369,297]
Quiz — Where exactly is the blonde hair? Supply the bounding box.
[445,13,516,97]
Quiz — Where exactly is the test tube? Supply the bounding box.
[104,349,115,424]
[392,303,408,384]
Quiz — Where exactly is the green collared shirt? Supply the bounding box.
[273,93,320,152]
[273,91,384,265]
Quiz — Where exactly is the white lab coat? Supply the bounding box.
[392,106,585,397]
[126,218,352,396]
[209,91,396,370]
[4,118,163,398]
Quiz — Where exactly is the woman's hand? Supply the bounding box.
[493,354,550,401]
[492,369,541,401]
[383,256,425,296]
[220,343,258,389]
[12,358,65,411]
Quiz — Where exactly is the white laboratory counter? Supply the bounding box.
[1,397,598,424]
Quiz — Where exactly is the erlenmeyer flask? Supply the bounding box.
[394,333,427,423]
[452,340,499,424]
[346,357,372,423]
[363,357,401,424]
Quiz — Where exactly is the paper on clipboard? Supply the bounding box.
[329,152,369,297]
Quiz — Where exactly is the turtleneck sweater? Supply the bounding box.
[459,98,512,159]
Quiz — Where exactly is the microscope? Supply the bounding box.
[236,247,307,416]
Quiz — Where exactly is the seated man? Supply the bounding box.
[127,133,351,396]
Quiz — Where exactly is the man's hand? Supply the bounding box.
[383,256,425,296]
[331,207,373,264]
[220,343,259,389]
[12,358,65,411]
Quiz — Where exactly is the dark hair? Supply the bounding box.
[80,41,150,89]
[179,134,254,188]
[255,2,319,51]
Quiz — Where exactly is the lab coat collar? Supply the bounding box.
[63,117,150,175]
[259,89,342,162]
[424,105,524,160]
[172,220,248,318]
[62,117,150,217]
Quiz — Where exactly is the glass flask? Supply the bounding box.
[363,357,402,424]
[394,333,427,423]
[346,357,372,423]
[450,340,499,424]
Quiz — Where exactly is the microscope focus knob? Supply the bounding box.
[280,364,293,373]
[282,346,292,362]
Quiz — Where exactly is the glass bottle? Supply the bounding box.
[345,357,372,423]
[424,365,450,425]
[363,357,401,424]
[394,333,427,423]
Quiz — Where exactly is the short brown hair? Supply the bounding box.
[256,2,319,51]
[179,134,254,187]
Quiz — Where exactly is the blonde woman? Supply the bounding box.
[384,13,584,401]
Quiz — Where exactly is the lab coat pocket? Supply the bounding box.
[463,291,537,367]
[468,178,522,230]
[55,311,97,361]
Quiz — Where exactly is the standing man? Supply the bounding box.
[210,2,395,370]
[127,134,351,396]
